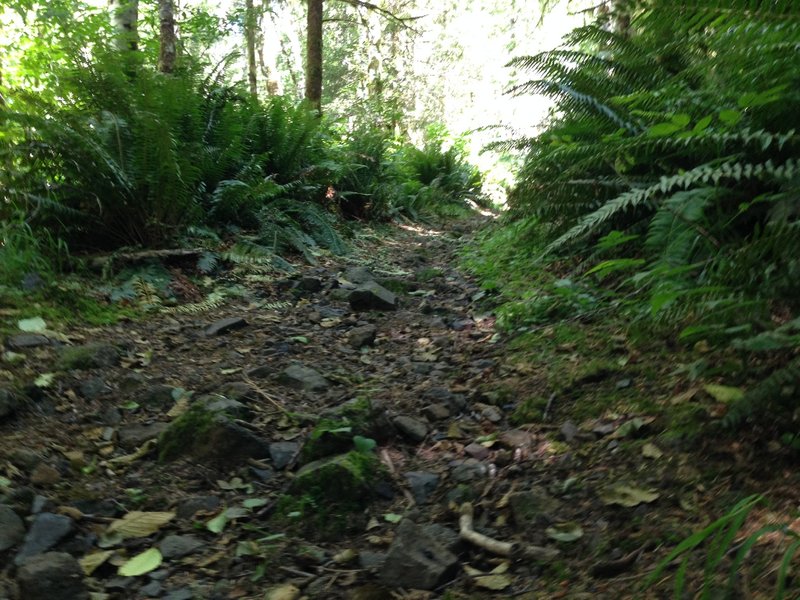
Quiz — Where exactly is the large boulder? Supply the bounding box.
[349,282,398,311]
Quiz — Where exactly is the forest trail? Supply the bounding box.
[1,217,794,600]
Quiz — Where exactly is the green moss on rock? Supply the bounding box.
[57,343,120,370]
[158,403,216,462]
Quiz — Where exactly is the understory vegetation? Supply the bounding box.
[472,0,800,435]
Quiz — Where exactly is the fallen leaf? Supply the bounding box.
[108,439,157,464]
[383,513,402,523]
[599,484,660,507]
[641,443,663,459]
[242,498,269,509]
[333,548,357,563]
[264,583,300,600]
[18,317,47,332]
[34,373,56,388]
[206,512,227,534]
[80,550,114,575]
[474,574,512,591]
[118,547,162,577]
[546,522,584,542]
[703,384,744,403]
[107,511,175,539]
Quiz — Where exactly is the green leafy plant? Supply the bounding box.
[645,495,800,599]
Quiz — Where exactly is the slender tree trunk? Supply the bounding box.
[305,0,323,112]
[245,0,258,97]
[158,0,177,73]
[109,0,139,52]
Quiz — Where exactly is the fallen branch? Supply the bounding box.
[458,503,560,562]
[459,502,516,557]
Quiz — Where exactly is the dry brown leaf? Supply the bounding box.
[107,511,175,539]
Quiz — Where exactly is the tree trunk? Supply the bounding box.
[245,0,258,97]
[158,0,177,73]
[109,0,139,52]
[305,0,323,112]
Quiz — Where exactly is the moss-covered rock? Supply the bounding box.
[276,451,385,539]
[57,343,120,370]
[158,401,269,465]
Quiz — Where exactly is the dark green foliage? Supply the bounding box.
[495,0,800,424]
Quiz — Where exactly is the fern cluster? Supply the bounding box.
[502,0,800,423]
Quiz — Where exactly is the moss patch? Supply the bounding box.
[158,403,216,462]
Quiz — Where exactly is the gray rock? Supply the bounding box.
[508,489,559,527]
[7,334,50,350]
[58,343,120,370]
[204,317,248,336]
[202,396,252,420]
[163,588,193,600]
[422,403,450,421]
[0,387,21,420]
[358,550,386,570]
[349,282,397,311]
[464,442,489,461]
[215,382,256,402]
[380,519,458,590]
[15,513,74,565]
[393,416,429,443]
[348,325,377,348]
[279,364,330,392]
[79,377,110,400]
[138,384,175,407]
[118,372,147,393]
[245,365,272,378]
[176,495,221,520]
[421,523,461,554]
[269,442,300,470]
[10,448,41,470]
[343,267,376,285]
[560,420,579,443]
[139,581,163,597]
[450,458,488,483]
[16,552,88,600]
[296,277,323,293]
[424,387,466,413]
[118,422,169,450]
[404,471,439,504]
[0,505,25,551]
[159,534,203,559]
[188,419,271,466]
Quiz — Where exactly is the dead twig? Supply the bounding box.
[243,373,290,415]
[380,448,416,506]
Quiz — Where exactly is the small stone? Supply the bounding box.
[422,403,450,421]
[15,513,74,565]
[343,267,376,285]
[202,396,252,420]
[7,334,50,350]
[497,429,534,449]
[204,317,248,336]
[296,277,323,293]
[379,519,458,590]
[215,382,256,402]
[560,420,579,443]
[450,458,488,483]
[163,588,193,600]
[279,364,330,392]
[616,378,632,389]
[0,387,21,420]
[480,405,503,423]
[79,377,110,400]
[159,534,203,559]
[245,365,272,378]
[393,416,429,443]
[348,325,377,348]
[118,422,169,450]
[269,442,300,470]
[405,471,439,504]
[508,489,559,527]
[0,505,25,551]
[450,319,473,331]
[58,343,120,370]
[16,552,88,600]
[420,523,461,553]
[464,442,489,461]
[138,384,176,407]
[176,495,221,520]
[140,581,163,597]
[30,464,61,487]
[358,550,387,570]
[349,282,398,311]
[118,372,147,393]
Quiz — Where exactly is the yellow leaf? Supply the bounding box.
[642,443,663,459]
[474,574,512,591]
[265,584,301,600]
[107,511,175,539]
[80,550,114,575]
[118,548,162,577]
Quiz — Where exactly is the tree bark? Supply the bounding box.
[158,0,177,73]
[109,0,139,52]
[305,0,323,112]
[245,0,258,97]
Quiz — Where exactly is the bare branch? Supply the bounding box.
[336,0,425,30]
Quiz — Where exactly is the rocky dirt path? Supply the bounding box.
[5,217,782,600]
